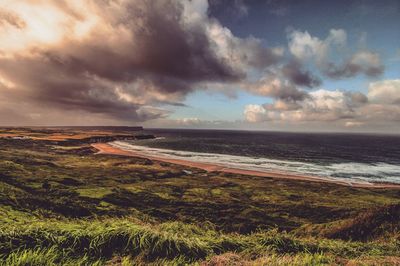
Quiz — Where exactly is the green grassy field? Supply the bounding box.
[0,128,400,265]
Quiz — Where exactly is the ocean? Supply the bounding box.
[111,129,400,184]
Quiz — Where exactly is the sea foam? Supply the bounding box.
[111,141,400,184]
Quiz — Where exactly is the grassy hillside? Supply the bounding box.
[0,128,399,265]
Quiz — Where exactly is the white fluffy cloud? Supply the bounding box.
[176,117,202,125]
[288,29,346,63]
[368,79,400,104]
[244,79,400,127]
[288,29,384,79]
[245,89,357,123]
[244,104,267,122]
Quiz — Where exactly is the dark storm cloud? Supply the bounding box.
[46,1,241,88]
[272,84,308,102]
[0,0,280,123]
[0,54,157,121]
[282,61,321,88]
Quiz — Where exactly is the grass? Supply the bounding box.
[1,216,398,265]
[326,204,400,241]
[0,127,400,264]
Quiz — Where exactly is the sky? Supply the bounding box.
[0,0,399,133]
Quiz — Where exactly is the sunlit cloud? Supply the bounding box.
[0,0,397,132]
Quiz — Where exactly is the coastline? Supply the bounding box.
[92,142,400,189]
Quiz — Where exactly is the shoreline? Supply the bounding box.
[91,143,400,189]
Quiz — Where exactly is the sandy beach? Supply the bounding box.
[92,143,400,189]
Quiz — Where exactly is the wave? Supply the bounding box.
[111,141,400,184]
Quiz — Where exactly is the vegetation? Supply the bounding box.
[0,128,399,265]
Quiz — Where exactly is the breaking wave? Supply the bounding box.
[111,141,400,184]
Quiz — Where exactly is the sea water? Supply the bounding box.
[111,129,400,184]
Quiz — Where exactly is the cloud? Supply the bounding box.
[324,51,384,78]
[207,21,283,70]
[367,79,400,105]
[0,1,394,131]
[176,117,202,126]
[345,121,364,127]
[245,79,400,127]
[247,75,308,102]
[0,0,280,124]
[0,9,25,28]
[288,29,384,79]
[244,104,267,123]
[288,29,347,62]
[244,62,315,103]
[281,60,321,88]
[142,117,241,129]
[245,89,360,123]
[349,91,368,105]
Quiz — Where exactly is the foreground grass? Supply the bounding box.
[1,214,399,265]
[0,128,400,264]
